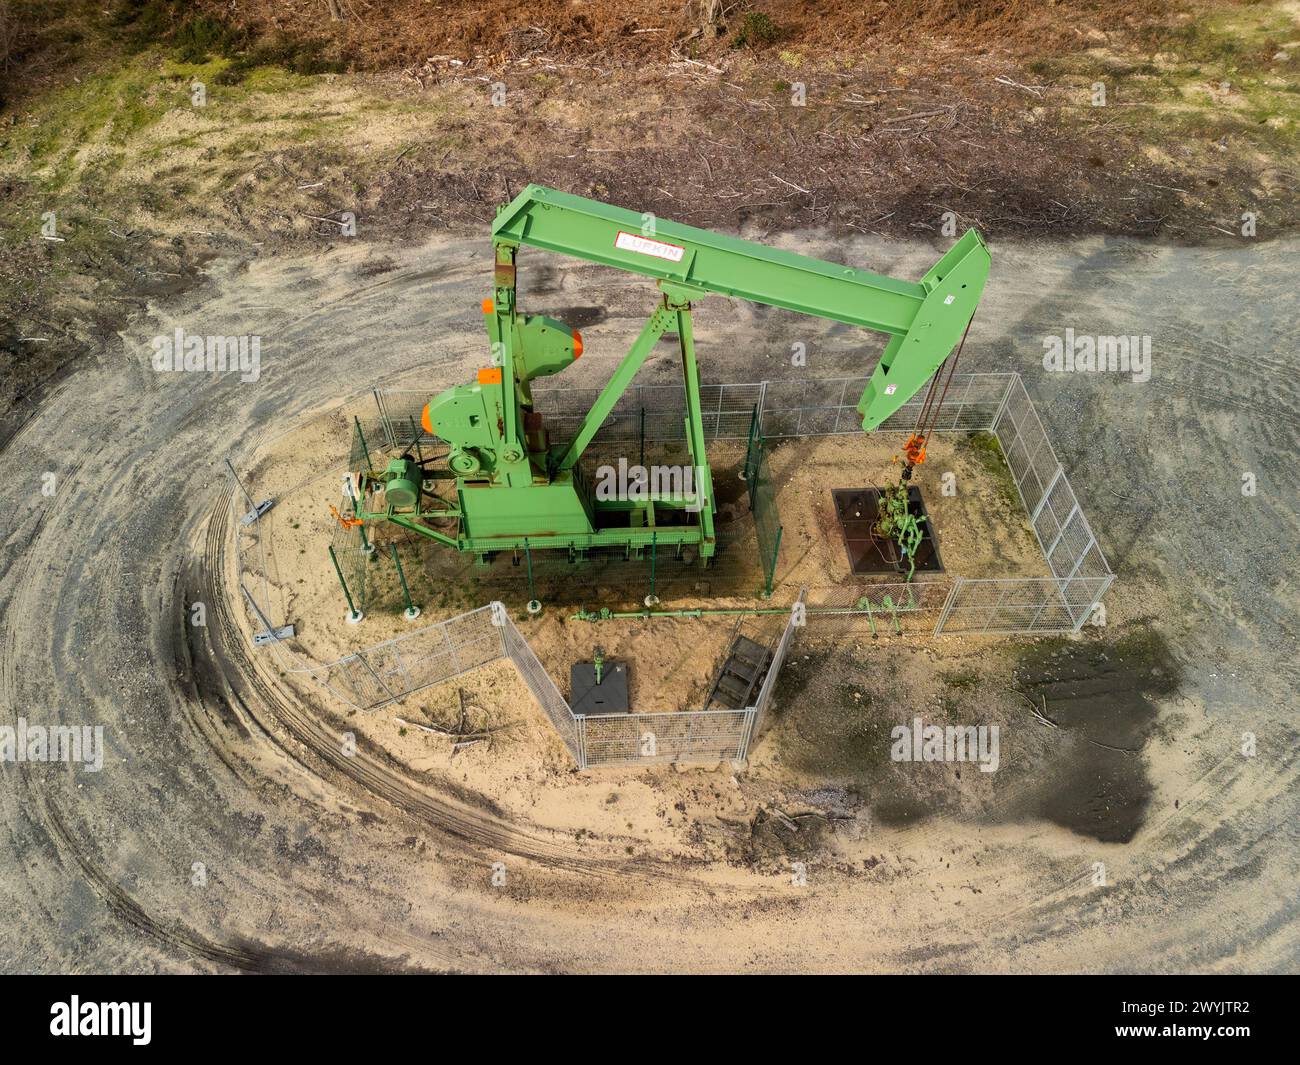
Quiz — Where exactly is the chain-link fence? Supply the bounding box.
[497,606,584,762]
[748,590,804,739]
[578,709,755,767]
[254,588,801,767]
[933,577,1081,635]
[224,392,800,767]
[573,593,803,766]
[985,375,1114,631]
[531,381,766,445]
[328,514,371,615]
[745,432,783,599]
[228,372,1110,750]
[360,373,1110,635]
[757,372,1012,438]
[318,604,503,708]
[802,580,957,639]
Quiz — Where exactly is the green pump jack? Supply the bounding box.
[347,184,990,566]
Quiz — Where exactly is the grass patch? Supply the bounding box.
[732,12,782,50]
[962,431,1021,511]
[939,668,980,691]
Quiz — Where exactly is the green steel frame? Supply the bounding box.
[351,184,990,566]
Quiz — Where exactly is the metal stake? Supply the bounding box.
[390,543,420,620]
[329,545,364,623]
[354,415,373,472]
[225,457,273,525]
[240,582,295,644]
[645,531,659,607]
[524,537,541,614]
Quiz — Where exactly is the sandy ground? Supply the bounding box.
[238,393,1047,721]
[1,227,1297,973]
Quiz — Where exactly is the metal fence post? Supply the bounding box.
[353,415,374,472]
[1030,465,1064,525]
[1074,573,1115,632]
[991,373,1016,432]
[373,387,396,451]
[1044,503,1081,563]
[933,579,962,635]
[355,649,398,705]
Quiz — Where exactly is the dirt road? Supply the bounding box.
[0,228,1295,972]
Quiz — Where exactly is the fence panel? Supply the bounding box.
[803,580,956,639]
[930,577,1081,634]
[746,436,782,597]
[329,515,371,614]
[991,375,1112,628]
[747,589,804,740]
[580,709,754,767]
[498,608,584,761]
[759,373,1013,438]
[529,381,765,447]
[318,605,505,710]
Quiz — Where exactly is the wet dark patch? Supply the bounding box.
[352,255,399,278]
[769,626,1181,843]
[738,805,832,867]
[771,651,898,782]
[1006,625,1180,843]
[222,938,446,974]
[550,305,607,330]
[872,795,935,827]
[522,264,562,295]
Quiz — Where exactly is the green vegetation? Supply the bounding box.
[962,431,1021,511]
[1025,3,1298,155]
[732,12,782,49]
[108,1,344,75]
[939,669,980,691]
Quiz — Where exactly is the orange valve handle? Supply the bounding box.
[330,504,363,529]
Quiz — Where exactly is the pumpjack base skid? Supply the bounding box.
[364,481,715,561]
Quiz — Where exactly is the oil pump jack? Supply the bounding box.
[349,184,990,565]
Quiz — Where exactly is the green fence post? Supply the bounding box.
[646,531,659,607]
[639,406,646,470]
[407,415,424,464]
[353,415,374,472]
[524,537,540,614]
[329,545,363,624]
[390,543,420,621]
[743,404,759,482]
[765,525,783,598]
